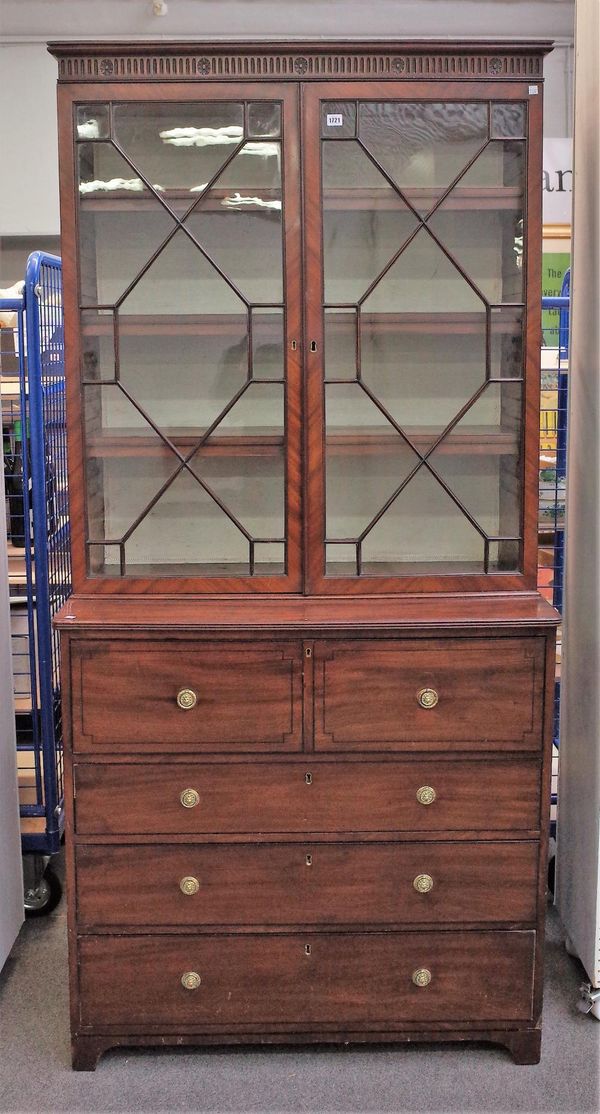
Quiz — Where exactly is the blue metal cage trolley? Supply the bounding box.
[1,251,71,914]
[539,268,570,852]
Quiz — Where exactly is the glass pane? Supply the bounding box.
[112,102,245,193]
[428,143,525,303]
[360,316,486,443]
[251,309,284,380]
[325,384,421,541]
[488,540,520,571]
[429,382,522,538]
[359,102,488,213]
[254,542,285,573]
[248,103,281,138]
[323,141,419,303]
[123,466,250,576]
[325,309,357,381]
[491,104,526,138]
[491,309,523,378]
[184,145,282,303]
[360,230,485,314]
[321,102,357,139]
[360,466,485,575]
[78,99,288,580]
[76,105,109,140]
[320,99,524,579]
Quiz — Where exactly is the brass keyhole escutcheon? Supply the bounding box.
[412,968,432,988]
[413,873,434,894]
[181,971,201,990]
[417,687,438,709]
[305,772,313,785]
[416,785,437,806]
[305,944,312,956]
[177,688,197,710]
[180,876,200,896]
[305,854,313,866]
[180,788,200,809]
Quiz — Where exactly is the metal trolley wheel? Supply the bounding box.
[23,856,63,917]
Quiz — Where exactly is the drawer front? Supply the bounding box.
[76,841,539,928]
[71,641,303,752]
[74,759,541,835]
[314,638,544,751]
[78,930,535,1027]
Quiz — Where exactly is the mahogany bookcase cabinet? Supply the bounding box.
[50,40,558,1070]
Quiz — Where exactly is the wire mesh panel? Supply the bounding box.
[539,269,570,837]
[0,253,71,855]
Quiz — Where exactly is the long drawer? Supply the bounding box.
[76,841,539,927]
[74,759,542,835]
[314,638,545,752]
[78,930,536,1028]
[70,641,304,752]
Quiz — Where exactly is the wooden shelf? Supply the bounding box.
[81,311,520,338]
[324,186,523,212]
[79,188,281,212]
[78,186,521,212]
[87,424,517,459]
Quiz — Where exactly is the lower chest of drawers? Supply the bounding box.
[62,625,554,1068]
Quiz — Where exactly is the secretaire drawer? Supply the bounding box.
[76,841,539,928]
[78,930,536,1028]
[74,758,542,835]
[314,638,545,752]
[70,641,303,752]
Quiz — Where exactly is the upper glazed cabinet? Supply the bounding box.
[61,48,543,594]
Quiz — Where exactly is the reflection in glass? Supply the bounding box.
[112,102,245,193]
[76,105,110,141]
[359,102,488,212]
[491,104,526,138]
[248,103,281,138]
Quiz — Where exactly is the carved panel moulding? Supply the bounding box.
[49,42,551,82]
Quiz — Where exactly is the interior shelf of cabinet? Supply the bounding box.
[78,186,522,212]
[87,425,518,459]
[81,311,518,337]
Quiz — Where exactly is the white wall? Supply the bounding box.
[0,0,574,237]
[0,44,61,236]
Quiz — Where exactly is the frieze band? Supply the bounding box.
[49,43,547,82]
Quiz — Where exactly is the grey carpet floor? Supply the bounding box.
[0,857,598,1114]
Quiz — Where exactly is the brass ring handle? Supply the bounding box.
[413,873,434,894]
[177,688,198,710]
[180,876,200,896]
[181,971,201,991]
[417,687,438,709]
[416,785,437,806]
[412,968,432,988]
[180,788,200,809]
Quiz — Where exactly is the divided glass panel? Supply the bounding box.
[322,97,527,578]
[76,98,288,580]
